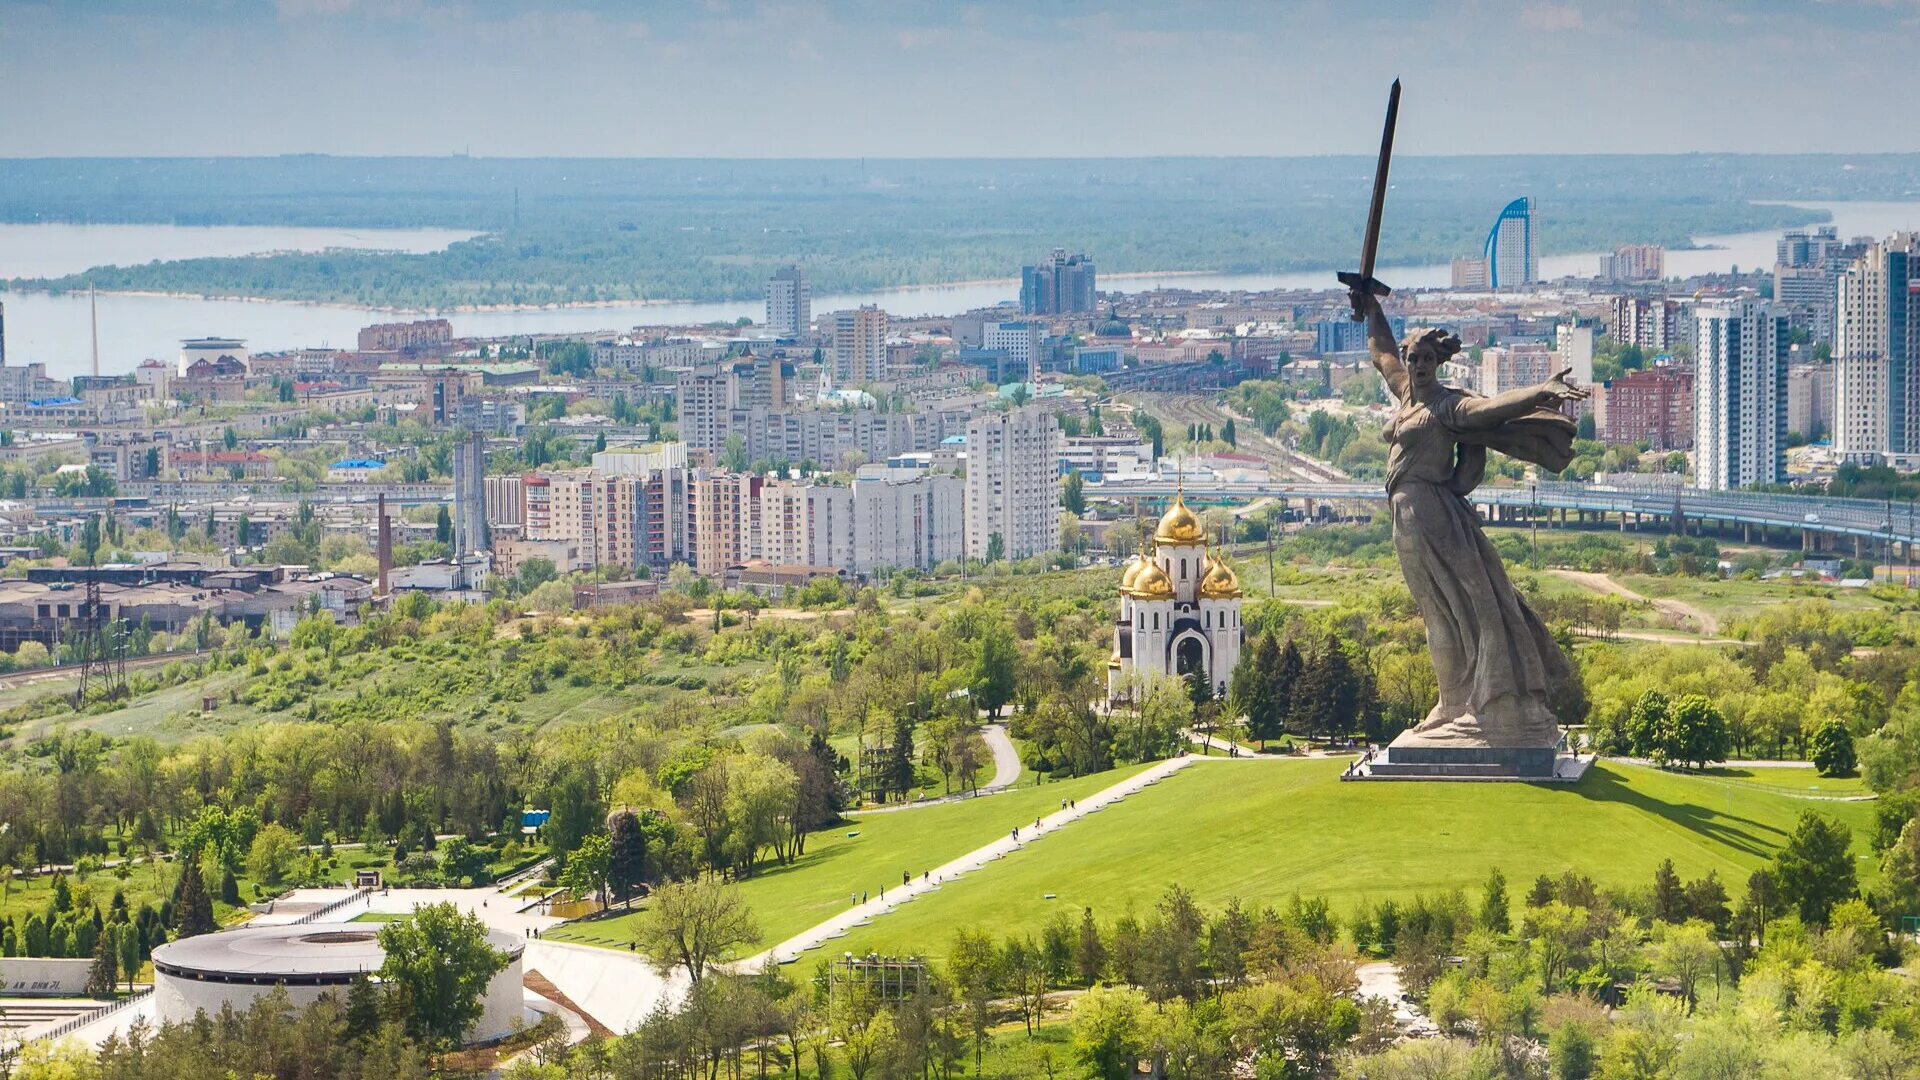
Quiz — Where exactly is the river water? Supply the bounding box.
[4,201,1918,380]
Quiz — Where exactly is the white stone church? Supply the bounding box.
[1106,495,1244,705]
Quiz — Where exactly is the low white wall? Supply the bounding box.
[0,958,94,996]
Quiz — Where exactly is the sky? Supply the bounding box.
[2,0,1917,158]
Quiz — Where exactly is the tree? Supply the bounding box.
[631,877,761,986]
[1651,859,1686,924]
[948,927,1000,1071]
[971,626,1017,720]
[85,926,117,998]
[557,833,610,904]
[1075,906,1107,986]
[606,809,648,905]
[1062,471,1086,515]
[1811,719,1857,777]
[377,901,507,1050]
[1649,921,1720,1009]
[171,864,216,938]
[1669,695,1730,770]
[1479,869,1511,934]
[1773,811,1857,926]
[434,505,453,546]
[437,837,492,888]
[1231,633,1284,748]
[1071,985,1152,1080]
[246,823,300,886]
[882,714,917,803]
[1626,690,1672,761]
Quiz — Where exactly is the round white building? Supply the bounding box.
[151,923,526,1044]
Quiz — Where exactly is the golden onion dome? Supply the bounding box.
[1119,553,1148,592]
[1200,554,1242,599]
[1154,494,1206,546]
[1108,647,1122,669]
[1132,558,1175,600]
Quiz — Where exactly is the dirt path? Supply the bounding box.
[1549,569,1721,636]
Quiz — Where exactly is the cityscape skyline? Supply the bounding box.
[4,1,1919,158]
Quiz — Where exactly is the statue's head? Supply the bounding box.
[1400,328,1463,393]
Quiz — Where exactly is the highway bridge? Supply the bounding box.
[1089,479,1920,555]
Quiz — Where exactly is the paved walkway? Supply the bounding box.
[741,754,1199,968]
[849,723,1024,815]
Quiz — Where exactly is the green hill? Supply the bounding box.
[827,758,1878,960]
[543,765,1155,952]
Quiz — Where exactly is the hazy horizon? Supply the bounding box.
[4,1,1917,158]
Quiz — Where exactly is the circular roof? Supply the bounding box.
[1155,496,1205,546]
[1200,554,1242,599]
[153,922,523,981]
[1132,559,1174,600]
[1119,553,1148,591]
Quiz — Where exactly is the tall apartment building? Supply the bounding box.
[765,266,811,338]
[1482,197,1537,289]
[522,470,641,572]
[849,472,964,572]
[1599,245,1664,283]
[1597,368,1693,449]
[758,482,852,569]
[1693,300,1789,490]
[1555,323,1595,389]
[965,409,1061,561]
[1786,363,1833,442]
[829,306,887,385]
[755,471,962,572]
[688,471,763,577]
[1775,226,1868,348]
[1778,226,1842,268]
[1478,343,1554,397]
[1020,250,1097,315]
[1833,233,1919,462]
[1608,296,1684,352]
[358,319,452,353]
[0,362,64,405]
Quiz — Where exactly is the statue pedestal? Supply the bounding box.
[1350,730,1585,782]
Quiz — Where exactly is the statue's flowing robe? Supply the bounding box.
[1383,389,1571,745]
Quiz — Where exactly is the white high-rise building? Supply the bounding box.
[829,306,887,385]
[765,266,810,338]
[1693,300,1790,491]
[980,322,1046,378]
[964,408,1062,561]
[1834,234,1919,462]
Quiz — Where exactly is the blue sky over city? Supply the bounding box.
[2,0,1916,156]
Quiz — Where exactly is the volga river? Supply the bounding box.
[3,201,1918,380]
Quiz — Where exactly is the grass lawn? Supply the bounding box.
[1684,765,1870,797]
[349,911,410,923]
[544,764,1156,953]
[831,758,1880,960]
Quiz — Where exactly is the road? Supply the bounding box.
[1548,569,1722,636]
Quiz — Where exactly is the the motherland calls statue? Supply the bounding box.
[1352,289,1586,755]
[1339,80,1588,777]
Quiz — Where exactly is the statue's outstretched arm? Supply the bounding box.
[1453,367,1588,430]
